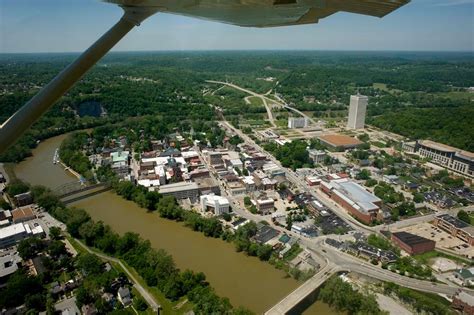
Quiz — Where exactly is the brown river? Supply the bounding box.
[14,134,337,314]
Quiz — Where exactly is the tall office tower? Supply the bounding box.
[347,94,368,129]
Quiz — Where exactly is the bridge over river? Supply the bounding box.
[53,181,112,204]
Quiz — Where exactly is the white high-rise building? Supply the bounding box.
[288,117,308,129]
[347,95,368,129]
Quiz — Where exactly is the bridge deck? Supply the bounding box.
[265,264,340,315]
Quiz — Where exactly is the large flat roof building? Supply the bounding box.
[0,223,32,249]
[321,178,381,224]
[347,94,368,129]
[391,231,435,255]
[159,182,199,202]
[318,134,362,151]
[416,140,473,178]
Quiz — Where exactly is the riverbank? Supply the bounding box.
[13,132,339,314]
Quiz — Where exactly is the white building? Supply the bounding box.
[308,149,326,164]
[347,95,368,129]
[288,117,308,129]
[200,194,230,215]
[0,223,32,249]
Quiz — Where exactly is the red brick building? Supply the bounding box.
[391,231,435,255]
[320,179,381,225]
[452,291,474,315]
[434,214,474,246]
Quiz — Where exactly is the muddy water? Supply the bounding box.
[14,134,337,314]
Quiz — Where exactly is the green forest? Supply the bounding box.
[1,51,473,162]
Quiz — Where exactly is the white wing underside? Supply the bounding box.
[104,0,410,27]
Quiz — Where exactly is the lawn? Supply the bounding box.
[413,250,473,266]
[246,96,264,107]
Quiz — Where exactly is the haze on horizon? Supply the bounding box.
[0,0,473,53]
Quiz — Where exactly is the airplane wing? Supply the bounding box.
[105,0,410,27]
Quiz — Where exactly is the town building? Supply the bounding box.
[318,134,362,151]
[321,178,381,224]
[0,252,21,288]
[227,181,246,196]
[13,192,33,207]
[291,224,318,238]
[347,94,368,129]
[241,176,256,193]
[391,231,435,255]
[158,182,199,202]
[254,225,279,244]
[402,141,417,153]
[255,198,275,215]
[0,223,32,249]
[200,194,230,215]
[110,151,130,178]
[308,149,326,164]
[452,291,474,315]
[288,117,308,129]
[257,129,279,141]
[453,268,474,287]
[207,151,224,166]
[433,214,474,246]
[194,177,220,196]
[415,140,473,178]
[11,206,36,224]
[117,286,132,307]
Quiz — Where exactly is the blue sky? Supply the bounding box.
[1,0,473,53]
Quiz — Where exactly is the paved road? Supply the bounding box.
[207,80,318,127]
[74,239,160,311]
[207,83,474,310]
[265,263,340,315]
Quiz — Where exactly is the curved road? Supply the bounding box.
[74,239,160,311]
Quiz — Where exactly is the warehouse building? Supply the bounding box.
[159,182,199,202]
[321,178,381,224]
[391,231,435,255]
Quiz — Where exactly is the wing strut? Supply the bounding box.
[0,6,157,154]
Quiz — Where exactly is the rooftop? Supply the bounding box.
[11,206,35,221]
[254,225,279,244]
[111,151,129,163]
[437,214,469,229]
[318,134,362,147]
[419,140,474,159]
[325,178,381,213]
[0,223,28,239]
[0,252,21,278]
[455,291,474,306]
[455,268,474,280]
[159,182,198,194]
[392,231,435,246]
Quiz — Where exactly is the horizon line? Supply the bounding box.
[1,49,473,55]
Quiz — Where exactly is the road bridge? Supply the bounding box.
[53,181,111,204]
[265,264,340,315]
